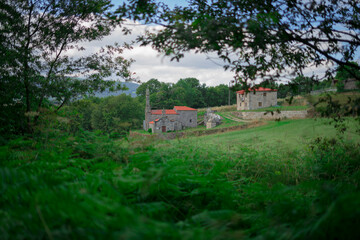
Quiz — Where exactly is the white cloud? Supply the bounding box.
[64,19,337,86]
[122,45,235,85]
[62,20,235,86]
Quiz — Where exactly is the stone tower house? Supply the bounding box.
[236,87,277,110]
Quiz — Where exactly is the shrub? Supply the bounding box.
[309,137,360,182]
[337,80,345,92]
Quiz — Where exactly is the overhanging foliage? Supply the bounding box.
[118,0,360,84]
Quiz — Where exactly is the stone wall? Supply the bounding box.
[249,91,277,110]
[233,110,308,120]
[310,88,336,95]
[344,78,359,90]
[176,110,197,128]
[237,93,250,110]
[149,117,183,133]
[148,114,178,123]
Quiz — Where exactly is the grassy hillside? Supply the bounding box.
[1,119,360,239]
[186,118,359,151]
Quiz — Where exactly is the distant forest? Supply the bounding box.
[134,76,333,109]
[136,78,236,109]
[94,76,334,103]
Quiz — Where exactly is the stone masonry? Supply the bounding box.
[233,110,308,120]
[237,87,277,110]
[144,88,197,133]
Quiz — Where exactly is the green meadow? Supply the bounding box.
[1,118,360,239]
[185,118,359,151]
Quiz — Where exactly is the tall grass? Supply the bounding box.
[1,119,360,239]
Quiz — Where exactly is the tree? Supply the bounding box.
[203,84,235,107]
[151,82,177,109]
[175,78,205,108]
[119,0,360,86]
[136,77,238,109]
[90,94,143,133]
[63,94,143,134]
[135,78,162,98]
[336,62,360,81]
[258,80,279,90]
[0,0,133,134]
[335,62,360,91]
[290,76,314,95]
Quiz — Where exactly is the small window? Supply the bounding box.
[258,102,262,107]
[189,119,192,123]
[263,93,267,97]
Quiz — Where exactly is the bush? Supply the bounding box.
[309,137,360,182]
[337,80,345,92]
[60,94,144,135]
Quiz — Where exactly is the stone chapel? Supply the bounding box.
[143,89,197,133]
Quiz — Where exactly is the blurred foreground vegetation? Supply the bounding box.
[1,119,360,239]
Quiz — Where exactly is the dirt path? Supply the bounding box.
[220,112,253,123]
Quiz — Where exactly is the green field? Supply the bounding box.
[1,118,360,239]
[240,105,309,112]
[184,118,359,151]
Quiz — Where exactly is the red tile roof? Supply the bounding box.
[149,119,159,124]
[236,87,277,95]
[151,109,178,115]
[174,106,197,111]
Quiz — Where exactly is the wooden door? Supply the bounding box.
[162,126,166,132]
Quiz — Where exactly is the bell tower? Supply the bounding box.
[144,88,151,130]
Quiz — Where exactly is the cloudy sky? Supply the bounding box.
[106,0,236,86]
[72,0,349,87]
[78,19,236,86]
[121,24,236,86]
